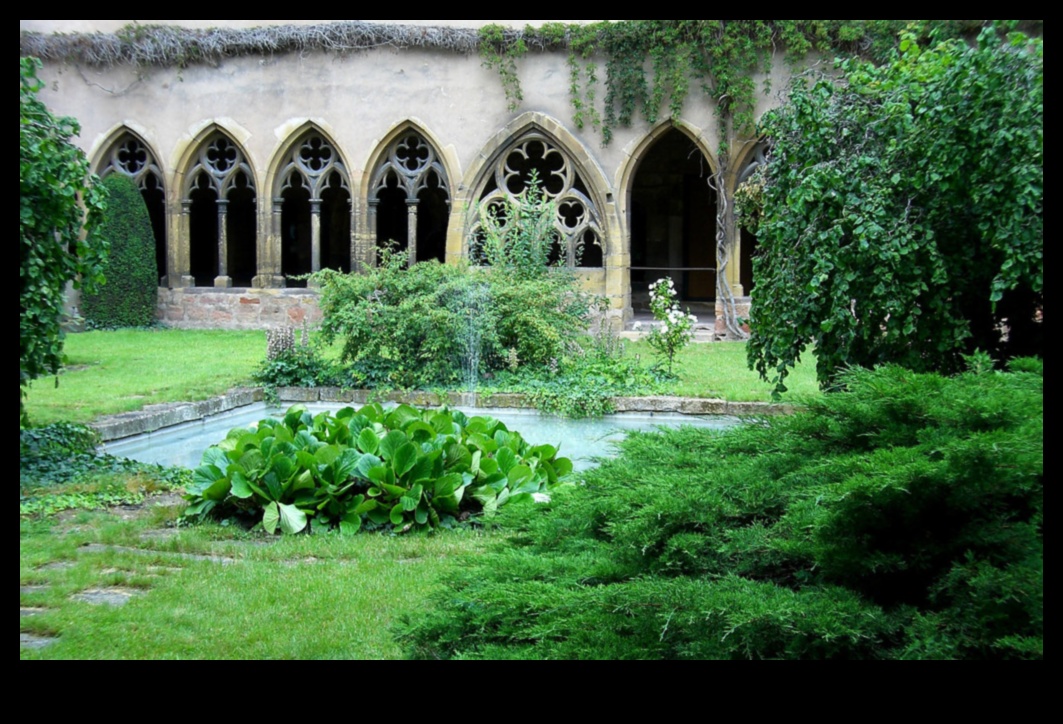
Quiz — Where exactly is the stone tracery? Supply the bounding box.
[369,132,450,264]
[276,132,352,282]
[183,132,257,287]
[474,134,603,267]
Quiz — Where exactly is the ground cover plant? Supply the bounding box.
[400,360,1043,660]
[23,329,264,426]
[183,404,573,534]
[21,423,189,517]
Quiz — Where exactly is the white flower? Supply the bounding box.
[532,493,552,504]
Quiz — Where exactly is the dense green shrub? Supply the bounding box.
[81,174,159,328]
[183,404,574,535]
[400,361,1043,659]
[316,247,595,390]
[750,27,1043,394]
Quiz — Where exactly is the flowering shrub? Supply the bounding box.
[646,277,697,376]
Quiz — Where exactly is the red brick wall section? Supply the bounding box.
[157,288,323,330]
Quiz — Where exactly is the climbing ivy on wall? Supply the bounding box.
[476,19,1036,337]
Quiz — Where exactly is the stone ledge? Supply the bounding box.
[91,387,794,444]
[91,388,264,442]
[274,388,794,417]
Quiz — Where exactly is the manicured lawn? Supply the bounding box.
[24,329,265,426]
[624,340,821,402]
[20,507,494,660]
[24,329,818,428]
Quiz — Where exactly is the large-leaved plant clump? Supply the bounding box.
[183,404,574,535]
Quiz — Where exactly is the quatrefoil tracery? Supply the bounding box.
[102,135,163,193]
[279,133,349,200]
[372,133,450,202]
[187,134,256,199]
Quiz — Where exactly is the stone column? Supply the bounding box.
[177,200,195,288]
[214,198,232,288]
[406,198,419,265]
[348,197,358,273]
[310,199,322,273]
[366,200,379,269]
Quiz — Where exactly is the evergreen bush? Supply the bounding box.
[81,174,159,328]
[400,361,1043,660]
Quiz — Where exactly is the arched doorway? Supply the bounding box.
[630,128,716,312]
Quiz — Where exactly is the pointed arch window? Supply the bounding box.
[369,132,450,264]
[276,133,351,285]
[98,134,167,282]
[183,133,256,287]
[473,134,603,268]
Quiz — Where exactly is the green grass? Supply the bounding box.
[624,340,820,402]
[20,506,495,660]
[24,330,817,429]
[24,329,265,425]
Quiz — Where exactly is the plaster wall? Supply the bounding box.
[23,20,801,331]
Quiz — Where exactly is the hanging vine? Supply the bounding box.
[477,19,1025,337]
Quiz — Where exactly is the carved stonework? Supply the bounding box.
[371,132,449,203]
[185,134,255,200]
[278,133,349,199]
[474,134,602,266]
[100,134,163,193]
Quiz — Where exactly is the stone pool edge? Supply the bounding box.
[92,387,795,443]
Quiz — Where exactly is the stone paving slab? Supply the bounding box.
[20,633,58,651]
[72,588,139,607]
[78,543,237,565]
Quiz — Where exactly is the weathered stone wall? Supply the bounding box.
[158,288,322,330]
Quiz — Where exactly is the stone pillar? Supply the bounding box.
[348,197,358,273]
[406,198,419,265]
[177,200,195,288]
[310,199,322,273]
[214,198,232,288]
[365,200,379,269]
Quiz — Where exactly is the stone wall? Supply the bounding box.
[715,296,752,339]
[158,288,322,330]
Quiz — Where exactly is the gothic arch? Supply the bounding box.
[178,125,258,287]
[621,121,720,308]
[461,112,615,267]
[362,120,455,265]
[91,126,169,283]
[267,122,354,282]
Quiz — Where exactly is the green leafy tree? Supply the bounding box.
[748,27,1043,395]
[20,57,107,421]
[81,174,159,328]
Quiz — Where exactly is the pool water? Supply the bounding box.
[101,403,739,473]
